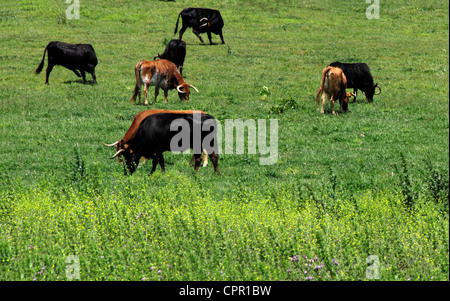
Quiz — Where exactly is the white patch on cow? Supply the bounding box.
[150,72,167,89]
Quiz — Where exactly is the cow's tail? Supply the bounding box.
[129,61,143,103]
[316,67,332,104]
[34,45,48,75]
[174,11,182,34]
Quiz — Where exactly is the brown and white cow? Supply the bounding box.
[316,66,348,115]
[129,59,198,105]
[103,109,208,172]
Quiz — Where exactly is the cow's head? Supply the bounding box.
[199,18,210,28]
[176,83,199,101]
[345,92,355,103]
[103,140,140,175]
[365,83,381,103]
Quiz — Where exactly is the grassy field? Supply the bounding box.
[0,0,448,281]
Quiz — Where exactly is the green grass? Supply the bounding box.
[0,0,448,281]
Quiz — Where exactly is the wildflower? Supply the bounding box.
[305,276,313,281]
[314,263,324,271]
[286,269,292,273]
[331,258,339,266]
[290,255,299,262]
[150,267,154,271]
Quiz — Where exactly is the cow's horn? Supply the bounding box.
[103,141,119,147]
[374,83,381,95]
[177,85,187,93]
[110,149,125,159]
[189,85,199,93]
[199,18,208,22]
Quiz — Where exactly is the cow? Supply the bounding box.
[103,111,220,175]
[316,66,348,115]
[328,61,381,103]
[103,109,209,169]
[174,7,225,45]
[34,41,97,85]
[153,39,187,75]
[129,59,198,105]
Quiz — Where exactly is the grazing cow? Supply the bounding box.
[153,39,187,75]
[328,61,381,103]
[103,109,209,168]
[103,111,220,175]
[174,7,225,45]
[129,59,198,105]
[34,41,97,85]
[316,66,348,115]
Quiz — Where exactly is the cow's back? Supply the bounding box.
[122,109,206,144]
[329,61,372,87]
[182,7,223,24]
[47,41,97,65]
[135,112,217,154]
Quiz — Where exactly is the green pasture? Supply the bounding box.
[0,0,448,281]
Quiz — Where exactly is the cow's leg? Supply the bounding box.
[352,89,357,102]
[178,26,188,41]
[219,30,225,44]
[339,97,344,113]
[342,97,349,112]
[208,153,220,175]
[320,93,326,114]
[45,63,55,85]
[143,82,150,105]
[193,154,202,172]
[154,87,160,104]
[90,70,97,84]
[137,83,142,105]
[192,29,205,43]
[157,153,165,172]
[202,148,208,167]
[71,69,82,77]
[150,155,158,174]
[163,88,168,103]
[189,149,208,167]
[80,70,87,83]
[330,96,336,115]
[87,64,97,84]
[207,31,213,45]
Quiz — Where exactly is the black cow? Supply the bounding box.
[35,41,98,84]
[329,61,380,103]
[174,7,225,45]
[104,112,220,175]
[153,39,187,75]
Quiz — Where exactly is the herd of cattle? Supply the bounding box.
[33,7,381,175]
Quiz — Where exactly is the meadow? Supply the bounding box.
[0,0,448,281]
